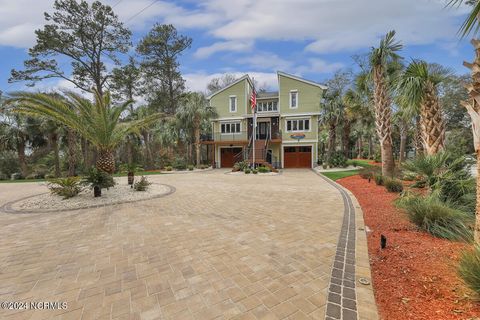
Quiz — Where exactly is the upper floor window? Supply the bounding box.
[286,119,310,132]
[229,96,237,112]
[221,122,241,134]
[257,101,278,112]
[290,91,298,108]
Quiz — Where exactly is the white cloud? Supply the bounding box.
[296,58,345,74]
[194,40,253,59]
[236,53,293,71]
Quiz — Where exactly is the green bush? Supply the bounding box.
[328,152,348,168]
[359,168,374,179]
[233,160,249,172]
[252,169,258,174]
[384,179,403,193]
[165,166,173,171]
[0,151,20,177]
[82,167,116,190]
[134,176,151,191]
[396,194,473,241]
[187,165,194,171]
[244,168,251,174]
[458,246,480,295]
[374,174,384,186]
[172,158,187,170]
[47,177,82,199]
[258,166,270,173]
[119,163,143,174]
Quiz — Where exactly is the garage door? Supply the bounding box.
[220,148,243,168]
[284,146,312,168]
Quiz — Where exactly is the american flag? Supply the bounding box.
[250,87,257,111]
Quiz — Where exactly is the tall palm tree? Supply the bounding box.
[6,90,163,174]
[369,30,403,176]
[398,60,449,155]
[447,0,480,243]
[176,92,217,166]
[320,90,344,165]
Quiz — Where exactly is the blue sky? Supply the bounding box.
[0,0,474,94]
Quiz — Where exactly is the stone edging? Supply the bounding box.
[313,170,378,320]
[0,184,176,214]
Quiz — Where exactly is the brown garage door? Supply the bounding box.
[220,147,243,168]
[284,146,312,168]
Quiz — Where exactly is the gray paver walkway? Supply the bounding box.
[0,169,376,320]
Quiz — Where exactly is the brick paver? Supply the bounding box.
[0,170,368,319]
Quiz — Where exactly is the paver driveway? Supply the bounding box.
[0,170,368,320]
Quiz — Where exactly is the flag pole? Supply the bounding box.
[252,79,256,169]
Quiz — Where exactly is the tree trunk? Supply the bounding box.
[343,121,351,158]
[17,134,28,178]
[96,150,115,174]
[67,129,76,176]
[357,137,363,158]
[50,132,61,177]
[420,85,445,155]
[414,116,424,157]
[399,126,407,164]
[195,126,201,166]
[326,124,336,165]
[373,65,395,176]
[368,136,373,159]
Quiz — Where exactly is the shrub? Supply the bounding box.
[351,160,358,167]
[458,246,480,294]
[187,165,194,171]
[233,160,249,172]
[119,163,143,174]
[252,169,258,174]
[0,151,20,177]
[384,179,403,193]
[47,177,82,199]
[165,166,173,171]
[258,166,270,173]
[172,158,187,170]
[134,176,151,191]
[322,163,328,169]
[244,168,251,174]
[82,167,116,190]
[374,174,384,186]
[198,164,208,169]
[359,168,373,179]
[328,152,348,168]
[373,150,381,163]
[10,172,24,180]
[396,194,473,241]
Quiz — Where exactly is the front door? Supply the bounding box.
[257,122,270,140]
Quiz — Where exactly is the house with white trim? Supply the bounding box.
[202,71,326,169]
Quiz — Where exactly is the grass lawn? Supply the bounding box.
[322,170,359,181]
[347,159,374,168]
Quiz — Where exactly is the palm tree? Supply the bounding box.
[320,90,344,165]
[398,60,449,155]
[369,30,403,176]
[176,92,217,166]
[447,0,480,243]
[6,90,163,174]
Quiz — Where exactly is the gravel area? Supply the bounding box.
[9,183,172,212]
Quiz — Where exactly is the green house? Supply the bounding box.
[203,71,326,169]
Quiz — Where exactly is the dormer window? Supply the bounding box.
[290,90,298,108]
[229,96,237,112]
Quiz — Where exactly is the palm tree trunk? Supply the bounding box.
[195,126,201,166]
[96,150,115,174]
[67,129,76,176]
[373,66,395,176]
[399,125,407,164]
[327,123,336,165]
[343,121,351,158]
[414,116,424,156]
[420,85,445,155]
[50,132,61,177]
[357,136,363,158]
[17,133,28,178]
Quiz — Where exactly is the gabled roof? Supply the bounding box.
[277,71,328,90]
[206,75,254,100]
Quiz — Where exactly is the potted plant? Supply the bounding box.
[82,167,116,197]
[119,163,144,185]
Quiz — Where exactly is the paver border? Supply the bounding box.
[0,183,176,214]
[313,170,378,320]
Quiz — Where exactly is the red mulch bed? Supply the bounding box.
[337,175,480,320]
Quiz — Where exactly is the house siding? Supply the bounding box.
[278,74,324,114]
[210,79,247,118]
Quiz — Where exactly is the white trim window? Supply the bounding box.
[229,95,237,112]
[289,90,298,109]
[257,101,278,112]
[221,122,241,134]
[286,118,310,132]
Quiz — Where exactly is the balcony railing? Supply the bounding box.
[201,131,248,142]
